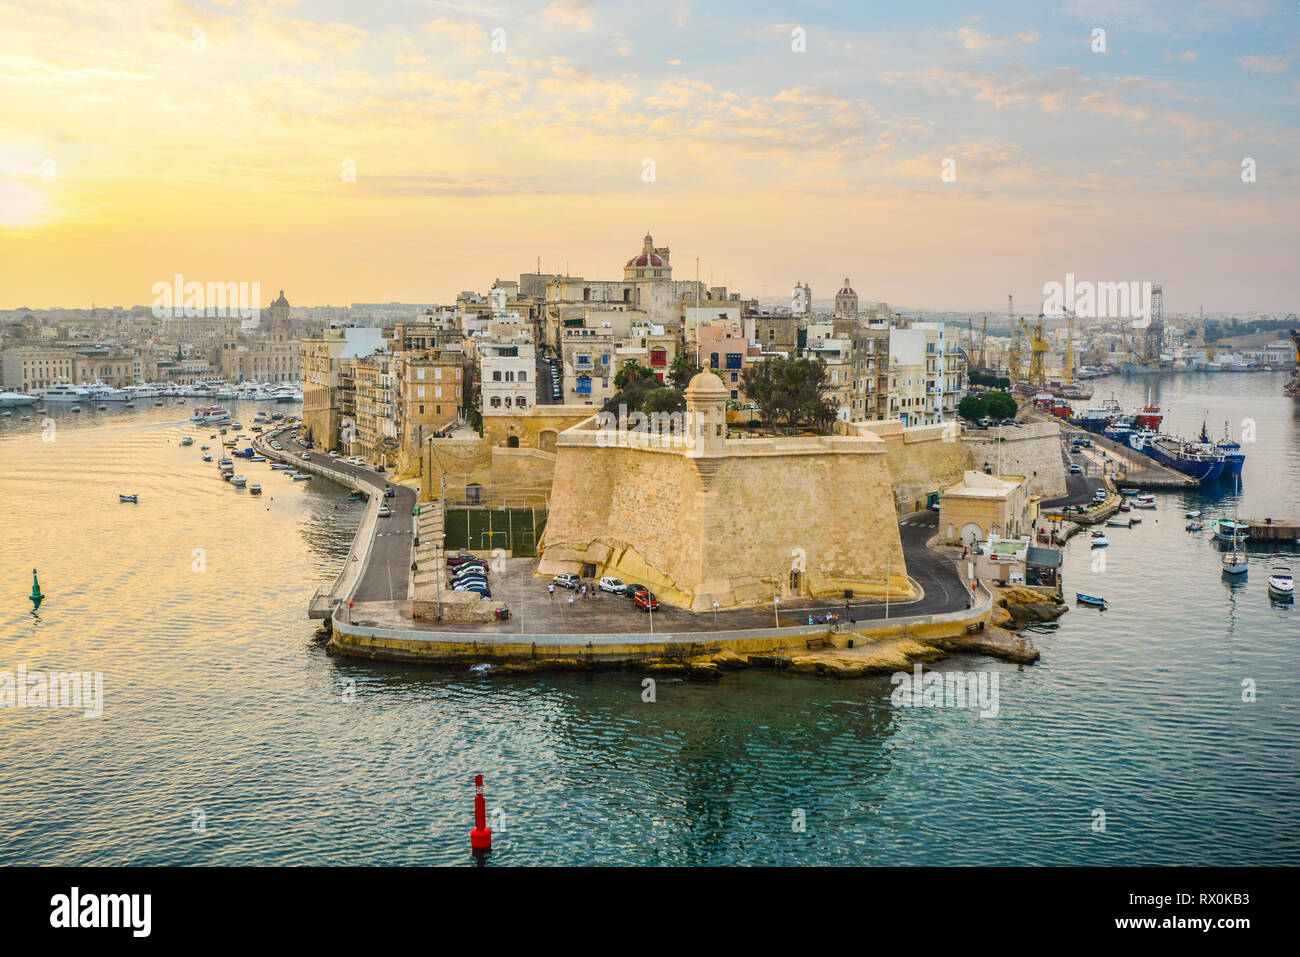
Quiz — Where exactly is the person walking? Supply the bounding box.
[548,582,555,601]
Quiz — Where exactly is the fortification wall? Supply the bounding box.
[962,422,1066,499]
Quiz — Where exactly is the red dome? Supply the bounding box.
[626,252,664,268]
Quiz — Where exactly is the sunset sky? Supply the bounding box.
[1,0,1297,313]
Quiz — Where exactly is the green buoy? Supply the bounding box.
[30,568,44,608]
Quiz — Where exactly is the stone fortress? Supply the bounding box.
[537,370,917,612]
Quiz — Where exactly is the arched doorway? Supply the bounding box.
[539,429,558,451]
[507,435,520,448]
[960,522,983,546]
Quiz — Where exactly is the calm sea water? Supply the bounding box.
[0,378,1297,866]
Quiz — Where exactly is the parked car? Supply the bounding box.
[553,573,580,590]
[1094,489,1108,501]
[598,576,626,594]
[301,452,312,460]
[454,584,490,598]
[450,565,488,581]
[377,505,392,517]
[451,577,488,590]
[633,589,660,612]
[447,553,482,568]
[621,582,646,597]
[1069,464,1083,474]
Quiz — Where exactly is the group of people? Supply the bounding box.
[807,612,839,625]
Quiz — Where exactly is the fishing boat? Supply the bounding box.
[118,494,138,503]
[1267,566,1294,600]
[202,454,212,462]
[1210,518,1250,542]
[271,463,293,471]
[249,483,262,495]
[1090,529,1107,538]
[1128,517,1141,524]
[1186,509,1201,519]
[1118,502,1132,513]
[250,454,267,462]
[291,472,312,481]
[1222,550,1249,576]
[1186,521,1204,532]
[1091,536,1109,548]
[1076,592,1108,609]
[191,406,231,424]
[180,436,194,446]
[1133,499,1157,510]
[231,474,247,488]
[1120,488,1140,497]
[1106,518,1132,528]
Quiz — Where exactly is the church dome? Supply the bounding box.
[838,279,855,296]
[626,232,666,269]
[272,289,290,307]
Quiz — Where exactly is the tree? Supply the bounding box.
[741,356,834,432]
[984,391,1019,420]
[958,394,987,422]
[668,353,701,389]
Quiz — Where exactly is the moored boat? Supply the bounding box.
[180,436,194,446]
[1210,518,1250,542]
[118,494,138,503]
[1106,518,1131,528]
[1076,593,1108,609]
[1267,566,1294,601]
[231,474,247,487]
[1091,536,1109,548]
[1147,435,1225,482]
[1186,521,1203,532]
[250,483,262,495]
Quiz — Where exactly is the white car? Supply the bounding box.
[377,505,392,518]
[598,576,626,594]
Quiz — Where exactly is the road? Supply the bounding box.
[273,429,419,604]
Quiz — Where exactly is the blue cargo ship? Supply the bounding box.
[1215,421,1246,476]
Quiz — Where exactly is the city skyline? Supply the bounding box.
[1,0,1298,312]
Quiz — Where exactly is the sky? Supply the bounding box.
[0,0,1297,314]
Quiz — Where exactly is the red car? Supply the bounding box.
[633,590,659,612]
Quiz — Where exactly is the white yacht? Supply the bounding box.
[38,380,92,403]
[1267,566,1294,601]
[0,391,38,408]
[87,383,130,402]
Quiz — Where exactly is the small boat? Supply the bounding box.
[1210,519,1250,542]
[1267,565,1294,601]
[231,422,244,430]
[348,490,367,501]
[1186,510,1201,519]
[271,463,293,471]
[1136,493,1155,504]
[1129,517,1142,525]
[1076,592,1108,609]
[1222,552,1249,576]
[1091,536,1109,548]
[1106,518,1131,528]
[250,454,267,462]
[118,494,138,503]
[1186,522,1204,532]
[231,474,247,487]
[1121,488,1139,497]
[154,400,164,406]
[1090,529,1106,538]
[203,454,213,462]
[291,472,312,481]
[180,436,194,446]
[1132,500,1157,510]
[249,483,262,495]
[1118,502,1132,513]
[96,404,107,411]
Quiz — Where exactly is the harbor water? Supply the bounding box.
[1,379,1297,865]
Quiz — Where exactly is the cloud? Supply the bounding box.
[541,0,594,30]
[952,26,1040,51]
[1236,54,1290,74]
[1166,50,1198,62]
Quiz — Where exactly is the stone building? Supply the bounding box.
[834,278,859,317]
[537,371,913,612]
[938,470,1035,546]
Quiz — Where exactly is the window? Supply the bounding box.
[436,386,443,398]
[730,372,738,383]
[650,348,667,367]
[418,368,426,379]
[519,371,527,382]
[577,354,592,370]
[601,354,610,365]
[710,352,719,367]
[576,375,592,395]
[725,353,742,370]
[417,385,425,398]
[518,398,526,409]
[504,396,512,408]
[435,367,442,380]
[490,396,502,408]
[504,371,514,382]
[419,405,425,414]
[492,370,501,381]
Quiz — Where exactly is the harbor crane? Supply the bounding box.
[1006,295,1023,382]
[1018,316,1049,389]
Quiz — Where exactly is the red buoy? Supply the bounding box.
[470,773,492,863]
